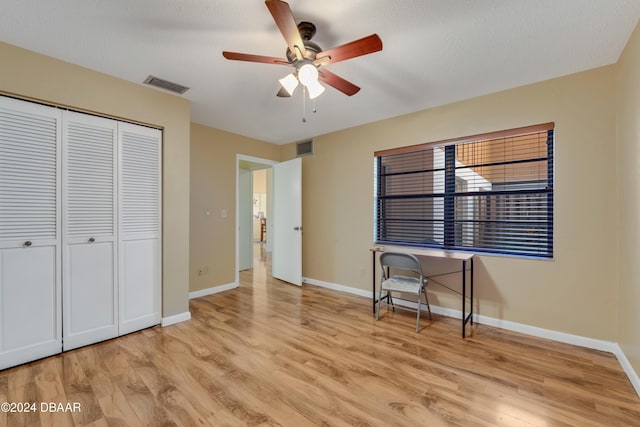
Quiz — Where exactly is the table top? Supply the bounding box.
[371,244,475,261]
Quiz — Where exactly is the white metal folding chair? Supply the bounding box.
[376,252,431,332]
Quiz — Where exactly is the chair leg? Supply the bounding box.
[376,283,384,321]
[415,290,421,332]
[423,286,432,320]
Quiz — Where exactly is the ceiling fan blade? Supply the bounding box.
[265,0,306,61]
[276,87,292,97]
[318,69,360,96]
[315,34,383,66]
[222,51,289,65]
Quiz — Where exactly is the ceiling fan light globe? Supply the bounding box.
[279,73,299,96]
[307,81,325,99]
[298,63,319,87]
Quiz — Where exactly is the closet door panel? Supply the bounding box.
[119,238,159,334]
[119,123,161,334]
[0,247,59,369]
[63,242,115,350]
[0,96,62,370]
[62,111,118,350]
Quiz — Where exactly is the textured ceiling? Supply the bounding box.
[1,0,639,144]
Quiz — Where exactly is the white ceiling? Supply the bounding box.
[2,1,640,145]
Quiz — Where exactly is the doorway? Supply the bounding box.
[236,155,276,283]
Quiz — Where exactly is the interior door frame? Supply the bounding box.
[235,155,277,286]
[238,167,253,271]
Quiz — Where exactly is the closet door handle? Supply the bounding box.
[88,237,96,243]
[24,240,32,247]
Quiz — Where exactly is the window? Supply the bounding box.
[374,123,554,258]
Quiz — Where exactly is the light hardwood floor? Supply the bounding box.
[1,244,639,426]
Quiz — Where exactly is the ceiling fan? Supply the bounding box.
[222,0,383,100]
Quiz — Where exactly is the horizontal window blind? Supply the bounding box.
[375,123,554,258]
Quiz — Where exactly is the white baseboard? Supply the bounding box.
[614,343,640,397]
[303,276,640,397]
[303,277,371,298]
[189,282,238,299]
[161,311,191,327]
[474,313,618,353]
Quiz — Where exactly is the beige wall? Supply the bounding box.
[254,169,267,193]
[616,22,640,376]
[284,65,619,340]
[0,42,191,317]
[189,123,280,292]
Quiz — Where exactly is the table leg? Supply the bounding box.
[471,257,474,326]
[462,259,466,338]
[372,250,376,314]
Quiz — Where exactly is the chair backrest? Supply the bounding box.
[380,252,423,277]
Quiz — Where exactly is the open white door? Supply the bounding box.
[272,158,302,286]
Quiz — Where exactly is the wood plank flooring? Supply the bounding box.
[1,244,639,426]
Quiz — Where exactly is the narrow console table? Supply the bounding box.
[371,245,475,338]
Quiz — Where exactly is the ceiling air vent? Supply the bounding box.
[143,75,189,95]
[296,139,314,157]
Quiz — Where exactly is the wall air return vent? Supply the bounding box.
[296,139,314,157]
[143,75,190,95]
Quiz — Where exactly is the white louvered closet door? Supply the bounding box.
[118,122,161,335]
[62,111,118,351]
[0,96,62,370]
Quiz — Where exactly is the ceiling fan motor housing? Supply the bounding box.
[286,22,321,63]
